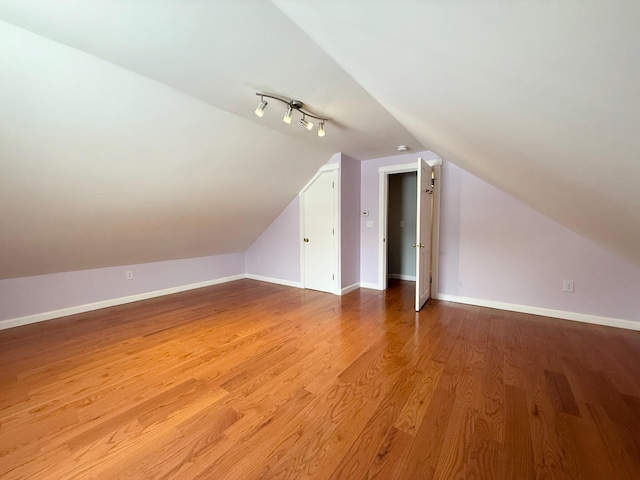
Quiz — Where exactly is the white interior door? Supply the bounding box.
[415,158,433,311]
[302,170,336,293]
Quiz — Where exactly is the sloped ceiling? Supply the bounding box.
[274,0,640,267]
[0,2,420,279]
[1,1,639,279]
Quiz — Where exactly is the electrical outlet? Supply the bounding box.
[125,270,134,280]
[562,280,574,293]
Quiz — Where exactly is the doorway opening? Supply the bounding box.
[387,172,418,282]
[378,158,442,311]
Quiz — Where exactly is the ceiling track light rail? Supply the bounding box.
[254,92,328,137]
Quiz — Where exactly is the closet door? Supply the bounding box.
[302,169,337,294]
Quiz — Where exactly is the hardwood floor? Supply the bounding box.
[1,279,640,479]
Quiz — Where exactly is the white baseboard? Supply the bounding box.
[435,293,640,331]
[12,278,634,334]
[388,274,416,281]
[339,283,360,295]
[245,274,302,289]
[0,274,246,331]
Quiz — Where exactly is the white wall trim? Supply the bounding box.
[300,163,339,193]
[360,282,383,290]
[378,162,417,174]
[0,274,246,331]
[378,169,390,289]
[435,293,640,331]
[299,191,305,294]
[389,274,416,281]
[378,157,442,297]
[320,163,340,171]
[378,164,420,289]
[429,163,442,299]
[335,168,342,295]
[339,283,360,295]
[246,274,303,289]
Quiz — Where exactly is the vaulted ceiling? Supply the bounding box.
[1,1,638,279]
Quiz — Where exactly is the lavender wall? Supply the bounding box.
[245,153,346,288]
[439,161,640,323]
[0,252,245,324]
[6,152,639,330]
[360,151,440,286]
[340,154,361,289]
[245,196,301,283]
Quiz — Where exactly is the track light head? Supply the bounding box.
[283,106,293,124]
[300,116,313,131]
[318,121,325,137]
[254,98,268,118]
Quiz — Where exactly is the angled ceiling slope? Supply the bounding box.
[0,1,421,160]
[275,0,640,267]
[0,2,421,279]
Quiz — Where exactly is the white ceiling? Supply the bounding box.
[1,0,639,278]
[274,0,640,268]
[0,1,421,279]
[0,1,421,159]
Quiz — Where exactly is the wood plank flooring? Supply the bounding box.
[1,279,640,479]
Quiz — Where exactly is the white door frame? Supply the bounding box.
[378,158,442,297]
[299,163,341,295]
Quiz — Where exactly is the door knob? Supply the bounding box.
[412,243,417,247]
[303,238,309,242]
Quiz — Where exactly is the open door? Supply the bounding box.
[415,158,433,311]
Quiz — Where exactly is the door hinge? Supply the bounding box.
[332,228,334,235]
[332,274,334,280]
[332,181,335,189]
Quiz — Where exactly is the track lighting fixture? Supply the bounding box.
[254,92,329,137]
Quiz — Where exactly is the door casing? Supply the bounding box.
[378,158,442,299]
[300,164,340,294]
